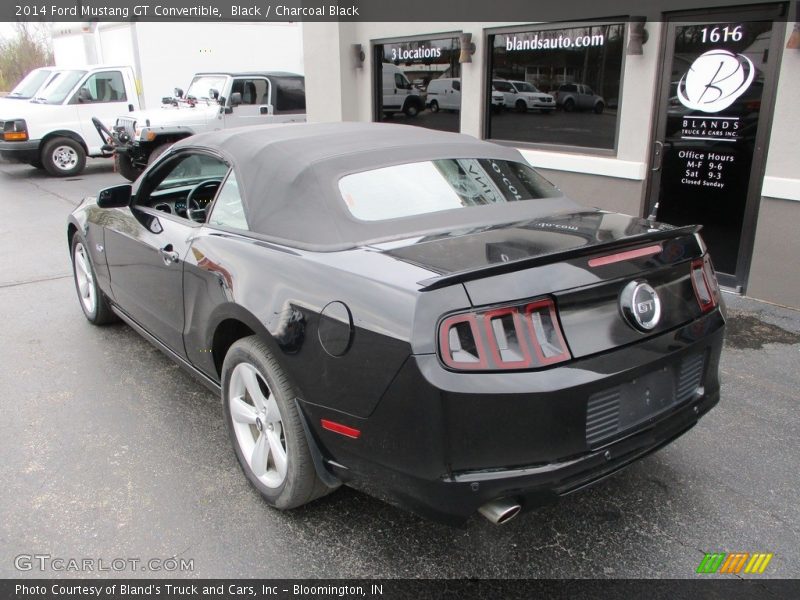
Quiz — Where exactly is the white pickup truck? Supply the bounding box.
[110,71,306,181]
[0,65,141,176]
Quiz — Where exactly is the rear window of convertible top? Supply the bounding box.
[338,159,559,221]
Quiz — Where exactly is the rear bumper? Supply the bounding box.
[351,389,715,525]
[308,310,725,524]
[0,139,40,162]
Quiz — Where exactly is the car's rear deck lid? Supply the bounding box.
[386,212,701,291]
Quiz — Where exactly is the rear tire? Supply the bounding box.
[42,137,86,177]
[594,102,605,115]
[563,98,576,112]
[70,234,117,325]
[222,336,331,510]
[114,152,143,182]
[403,102,420,118]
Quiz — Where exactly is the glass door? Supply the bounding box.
[646,5,785,290]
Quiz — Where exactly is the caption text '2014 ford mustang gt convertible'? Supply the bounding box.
[67,122,724,525]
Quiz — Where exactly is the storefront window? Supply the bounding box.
[487,24,625,150]
[374,36,461,132]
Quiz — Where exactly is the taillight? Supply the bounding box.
[439,298,570,371]
[691,256,720,313]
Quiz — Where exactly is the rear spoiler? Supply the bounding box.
[417,224,702,291]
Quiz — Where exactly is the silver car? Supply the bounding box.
[555,83,605,114]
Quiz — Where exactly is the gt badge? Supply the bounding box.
[620,281,662,331]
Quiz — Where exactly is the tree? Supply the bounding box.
[0,23,54,92]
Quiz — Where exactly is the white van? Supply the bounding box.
[382,63,423,117]
[426,77,461,112]
[0,65,141,176]
[492,79,555,113]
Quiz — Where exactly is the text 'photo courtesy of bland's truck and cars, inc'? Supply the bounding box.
[13,3,361,18]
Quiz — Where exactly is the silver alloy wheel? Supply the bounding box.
[73,242,96,315]
[52,145,79,171]
[229,362,288,488]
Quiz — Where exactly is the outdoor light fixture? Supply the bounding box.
[352,43,365,68]
[459,33,476,63]
[789,23,800,49]
[628,16,649,55]
[787,4,800,50]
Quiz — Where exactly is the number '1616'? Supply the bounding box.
[701,25,744,43]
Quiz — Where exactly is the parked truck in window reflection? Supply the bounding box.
[109,71,306,181]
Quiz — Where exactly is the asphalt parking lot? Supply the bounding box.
[0,158,798,579]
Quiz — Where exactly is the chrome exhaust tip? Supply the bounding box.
[478,498,522,525]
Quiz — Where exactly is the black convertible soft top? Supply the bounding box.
[175,122,577,251]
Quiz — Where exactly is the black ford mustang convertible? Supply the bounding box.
[68,123,724,525]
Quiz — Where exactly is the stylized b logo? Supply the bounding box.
[677,50,755,113]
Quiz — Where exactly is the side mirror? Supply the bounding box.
[174,87,184,99]
[97,183,132,208]
[229,92,242,107]
[259,104,273,115]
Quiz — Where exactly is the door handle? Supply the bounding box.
[159,244,180,265]
[651,140,665,172]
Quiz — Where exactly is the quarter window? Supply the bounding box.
[271,76,305,113]
[208,172,249,230]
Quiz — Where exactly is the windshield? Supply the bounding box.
[34,70,86,104]
[8,68,52,99]
[513,82,539,93]
[185,75,228,100]
[339,159,559,221]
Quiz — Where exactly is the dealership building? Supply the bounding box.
[302,3,799,307]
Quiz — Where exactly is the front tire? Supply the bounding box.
[222,336,330,509]
[42,137,86,177]
[114,152,143,182]
[515,99,528,113]
[147,142,172,166]
[70,235,117,325]
[429,100,439,113]
[594,102,605,114]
